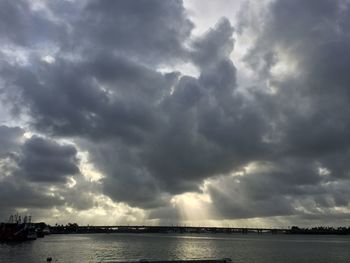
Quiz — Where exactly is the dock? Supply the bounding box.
[113,259,232,263]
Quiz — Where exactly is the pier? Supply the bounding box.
[114,259,232,263]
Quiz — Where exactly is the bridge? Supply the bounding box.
[50,225,288,234]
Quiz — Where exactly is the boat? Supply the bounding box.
[35,223,51,238]
[0,214,37,242]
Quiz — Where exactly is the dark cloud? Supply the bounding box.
[0,125,23,157]
[142,20,267,195]
[208,160,350,220]
[1,0,350,224]
[2,54,174,142]
[85,140,169,208]
[2,13,268,207]
[0,0,65,46]
[246,0,350,162]
[191,18,234,67]
[0,126,95,215]
[207,0,350,220]
[0,176,65,210]
[17,136,80,183]
[0,172,96,217]
[0,0,196,209]
[0,130,63,212]
[72,0,193,65]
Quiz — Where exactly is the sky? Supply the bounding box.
[1,0,350,227]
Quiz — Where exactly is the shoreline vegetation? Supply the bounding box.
[47,223,350,235]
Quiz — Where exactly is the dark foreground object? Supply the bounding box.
[0,223,37,241]
[114,259,232,263]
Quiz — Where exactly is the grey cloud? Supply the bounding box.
[208,160,350,220]
[0,177,65,210]
[1,0,350,224]
[103,175,168,209]
[0,0,29,44]
[2,16,267,207]
[202,0,350,221]
[18,136,80,183]
[3,55,174,142]
[79,139,170,209]
[191,18,234,67]
[0,172,96,215]
[60,176,98,211]
[0,0,65,47]
[85,19,266,203]
[0,0,197,208]
[268,0,350,161]
[0,126,95,213]
[142,20,267,195]
[73,0,193,65]
[239,0,350,164]
[0,141,65,211]
[0,125,23,157]
[148,206,182,223]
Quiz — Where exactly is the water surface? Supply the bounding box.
[1,233,350,263]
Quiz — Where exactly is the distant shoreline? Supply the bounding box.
[47,224,350,235]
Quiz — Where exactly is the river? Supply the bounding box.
[1,233,350,263]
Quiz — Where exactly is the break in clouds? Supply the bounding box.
[1,0,350,226]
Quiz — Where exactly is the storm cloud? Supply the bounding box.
[0,125,95,220]
[0,0,350,225]
[18,136,80,183]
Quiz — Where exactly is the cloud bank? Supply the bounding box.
[0,0,350,226]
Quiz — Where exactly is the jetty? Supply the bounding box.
[113,259,232,263]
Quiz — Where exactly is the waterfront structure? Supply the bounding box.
[0,214,37,241]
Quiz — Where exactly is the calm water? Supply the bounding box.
[1,233,350,263]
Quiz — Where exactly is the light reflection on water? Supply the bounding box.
[1,233,350,263]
